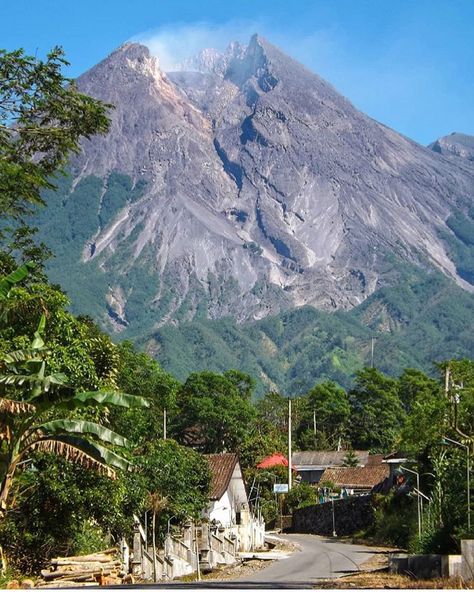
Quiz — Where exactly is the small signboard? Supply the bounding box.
[273,483,289,493]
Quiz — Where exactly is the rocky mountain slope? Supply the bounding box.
[429,132,474,161]
[36,35,474,336]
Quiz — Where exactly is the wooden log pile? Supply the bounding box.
[36,548,126,588]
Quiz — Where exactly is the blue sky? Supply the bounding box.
[2,0,473,145]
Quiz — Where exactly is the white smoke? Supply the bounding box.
[129,20,446,144]
[131,20,265,71]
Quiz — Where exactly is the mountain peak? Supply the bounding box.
[429,132,474,162]
[44,34,474,334]
[79,41,163,88]
[116,42,151,59]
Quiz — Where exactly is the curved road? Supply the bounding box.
[235,533,375,586]
[115,534,376,589]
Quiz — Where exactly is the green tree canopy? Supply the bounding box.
[171,370,256,453]
[349,367,406,451]
[109,341,179,445]
[0,47,110,222]
[138,439,211,525]
[296,381,350,450]
[397,368,440,413]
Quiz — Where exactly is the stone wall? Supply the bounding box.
[292,495,375,536]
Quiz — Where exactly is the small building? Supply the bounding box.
[205,453,264,552]
[319,465,389,495]
[292,450,381,484]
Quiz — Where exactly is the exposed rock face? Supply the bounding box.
[56,36,474,330]
[429,132,474,162]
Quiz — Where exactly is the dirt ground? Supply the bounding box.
[318,572,473,589]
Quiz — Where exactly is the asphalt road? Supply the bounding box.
[105,534,376,589]
[234,533,375,586]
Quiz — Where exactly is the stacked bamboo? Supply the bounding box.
[37,548,124,588]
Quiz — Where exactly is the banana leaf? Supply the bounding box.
[38,419,129,448]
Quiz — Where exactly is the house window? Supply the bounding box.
[236,512,241,525]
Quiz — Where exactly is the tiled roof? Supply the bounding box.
[320,465,389,489]
[292,450,369,468]
[367,454,385,466]
[206,453,239,501]
[256,452,289,469]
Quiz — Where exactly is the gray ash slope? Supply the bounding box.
[40,35,474,333]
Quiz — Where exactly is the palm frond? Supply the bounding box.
[0,372,67,390]
[63,390,149,410]
[0,398,35,415]
[37,419,129,448]
[28,438,116,479]
[0,262,36,300]
[147,492,168,514]
[2,349,45,364]
[26,434,131,472]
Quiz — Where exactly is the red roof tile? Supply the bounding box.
[206,453,239,501]
[256,452,289,469]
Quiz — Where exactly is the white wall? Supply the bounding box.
[207,491,233,527]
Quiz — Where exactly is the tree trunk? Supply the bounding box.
[0,460,16,516]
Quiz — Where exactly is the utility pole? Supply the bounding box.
[163,408,167,440]
[313,409,317,436]
[288,397,292,490]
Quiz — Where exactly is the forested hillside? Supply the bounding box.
[147,264,474,395]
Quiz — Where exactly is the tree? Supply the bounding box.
[146,492,168,581]
[296,381,350,450]
[285,483,317,513]
[0,453,145,572]
[171,371,256,453]
[255,391,287,434]
[442,359,474,444]
[137,439,210,548]
[397,368,440,413]
[109,341,179,445]
[349,368,405,451]
[0,313,148,512]
[342,450,360,467]
[0,47,110,223]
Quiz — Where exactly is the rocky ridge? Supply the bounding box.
[429,132,474,162]
[40,35,474,332]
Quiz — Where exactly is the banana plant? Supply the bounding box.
[0,314,149,514]
[0,262,36,301]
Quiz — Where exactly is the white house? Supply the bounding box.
[204,453,265,552]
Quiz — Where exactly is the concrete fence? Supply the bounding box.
[130,517,247,582]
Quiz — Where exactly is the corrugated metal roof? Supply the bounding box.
[320,465,389,489]
[206,453,239,501]
[292,450,369,468]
